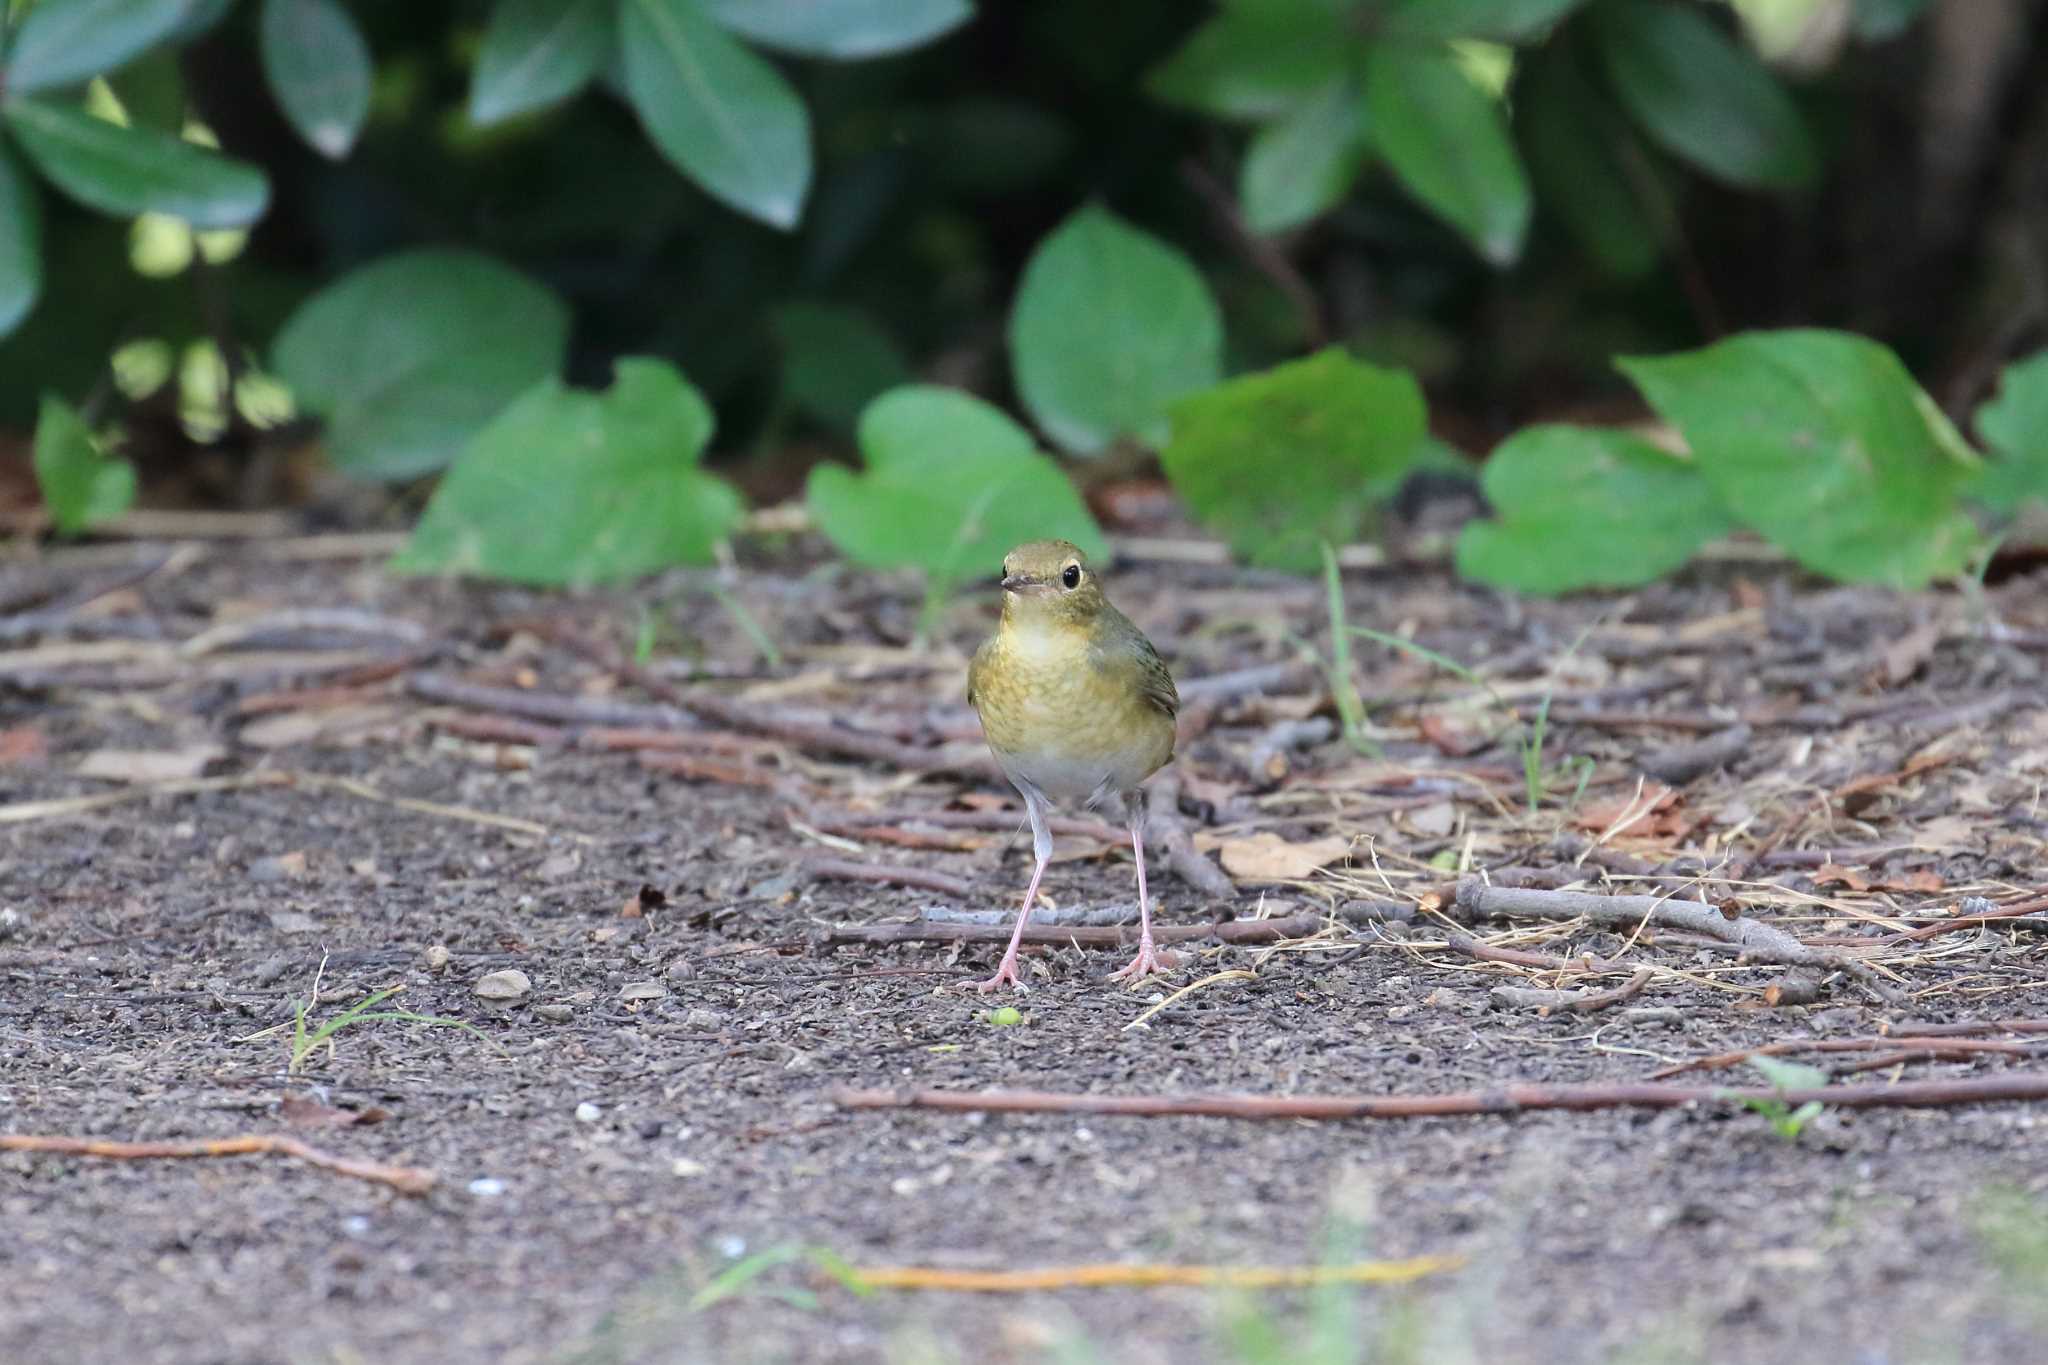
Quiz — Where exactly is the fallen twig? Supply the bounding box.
[819,913,1325,950]
[0,1133,435,1195]
[1456,880,1908,1005]
[180,608,429,658]
[1649,1033,2047,1079]
[1889,893,2048,944]
[806,858,978,900]
[847,1255,1464,1292]
[832,1072,2048,1121]
[1490,969,1655,1016]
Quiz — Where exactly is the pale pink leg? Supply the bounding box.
[1109,814,1172,984]
[970,855,1045,993]
[967,790,1052,993]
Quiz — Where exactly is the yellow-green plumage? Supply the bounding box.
[967,543,1176,807]
[962,539,1180,991]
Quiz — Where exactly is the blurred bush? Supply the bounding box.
[4,0,2045,592]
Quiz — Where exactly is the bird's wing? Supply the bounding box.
[1092,607,1178,720]
[967,635,997,708]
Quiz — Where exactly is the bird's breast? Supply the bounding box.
[971,623,1173,805]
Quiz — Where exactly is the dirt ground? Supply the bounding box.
[4,529,2047,1365]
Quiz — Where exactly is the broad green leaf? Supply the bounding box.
[1,0,197,95]
[1456,425,1731,593]
[1159,348,1426,572]
[699,0,971,59]
[619,0,811,230]
[1147,0,1353,123]
[4,98,270,228]
[1519,41,1660,279]
[1970,351,2048,513]
[1364,43,1530,266]
[0,141,42,336]
[1619,329,1981,588]
[1593,0,1817,190]
[470,0,613,126]
[272,248,569,479]
[260,0,372,158]
[1384,0,1585,41]
[806,384,1104,597]
[32,393,136,534]
[395,359,744,585]
[1009,205,1222,455]
[1240,79,1368,234]
[772,301,909,432]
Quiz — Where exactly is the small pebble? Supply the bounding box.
[574,1102,602,1123]
[683,1007,723,1031]
[664,958,697,982]
[618,981,666,1002]
[422,945,452,972]
[672,1158,708,1178]
[468,1178,505,1198]
[535,1004,572,1023]
[474,969,532,1003]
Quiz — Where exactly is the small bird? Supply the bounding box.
[965,540,1179,991]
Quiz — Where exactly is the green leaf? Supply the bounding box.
[1384,0,1586,42]
[470,0,613,126]
[772,301,909,432]
[1363,42,1530,266]
[32,394,136,534]
[619,0,812,230]
[3,98,270,228]
[1158,348,1427,572]
[1146,0,1353,123]
[805,385,1105,597]
[1455,426,1731,593]
[0,0,198,96]
[0,141,42,336]
[271,248,569,479]
[698,0,971,59]
[1593,0,1817,190]
[1008,205,1223,456]
[259,0,372,159]
[1240,79,1368,234]
[1619,329,1981,588]
[1748,1055,1828,1092]
[1519,41,1660,279]
[1970,350,2048,513]
[395,359,742,585]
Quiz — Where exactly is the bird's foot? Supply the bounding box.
[965,954,1027,994]
[1107,938,1176,986]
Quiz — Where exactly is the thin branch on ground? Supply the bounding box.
[1490,969,1656,1015]
[819,913,1325,950]
[833,1072,2048,1121]
[1456,879,1909,1005]
[0,1133,435,1195]
[847,1255,1464,1292]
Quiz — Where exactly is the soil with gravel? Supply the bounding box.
[4,535,2047,1365]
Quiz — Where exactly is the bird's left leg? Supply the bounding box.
[1108,788,1173,984]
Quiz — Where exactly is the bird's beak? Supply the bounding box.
[1000,573,1031,592]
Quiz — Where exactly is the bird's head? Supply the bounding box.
[998,539,1104,626]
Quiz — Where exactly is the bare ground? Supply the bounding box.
[4,533,2047,1364]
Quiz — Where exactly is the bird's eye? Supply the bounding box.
[1061,563,1082,589]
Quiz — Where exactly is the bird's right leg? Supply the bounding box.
[971,787,1053,993]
